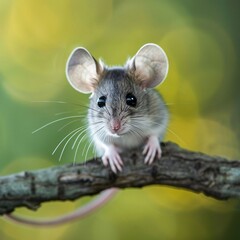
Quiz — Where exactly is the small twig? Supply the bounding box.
[0,142,239,215]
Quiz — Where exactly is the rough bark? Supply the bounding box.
[0,142,240,215]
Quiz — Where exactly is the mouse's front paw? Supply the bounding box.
[102,145,123,173]
[143,135,162,164]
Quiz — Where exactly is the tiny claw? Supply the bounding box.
[157,149,162,159]
[143,135,162,165]
[109,156,122,172]
[102,156,109,166]
[142,145,148,155]
[109,160,117,173]
[116,154,124,166]
[101,145,124,173]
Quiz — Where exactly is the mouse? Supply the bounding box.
[66,43,169,173]
[4,43,169,226]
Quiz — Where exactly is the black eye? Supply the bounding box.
[126,93,137,107]
[97,96,106,108]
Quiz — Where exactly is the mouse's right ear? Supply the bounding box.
[66,47,104,94]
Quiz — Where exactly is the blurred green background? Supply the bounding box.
[0,0,240,239]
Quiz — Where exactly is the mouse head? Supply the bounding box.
[66,43,168,136]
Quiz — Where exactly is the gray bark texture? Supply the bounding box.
[0,141,240,215]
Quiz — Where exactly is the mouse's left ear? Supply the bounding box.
[126,43,169,88]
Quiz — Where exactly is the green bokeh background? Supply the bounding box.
[0,0,240,239]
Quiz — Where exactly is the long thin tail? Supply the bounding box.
[4,188,118,227]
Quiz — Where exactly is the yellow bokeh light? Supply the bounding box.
[1,0,112,103]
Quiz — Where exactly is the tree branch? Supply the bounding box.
[0,142,240,215]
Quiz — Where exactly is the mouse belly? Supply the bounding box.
[92,134,146,173]
[93,133,162,173]
[95,133,146,153]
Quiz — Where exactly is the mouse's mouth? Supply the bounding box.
[107,126,128,137]
[108,132,121,137]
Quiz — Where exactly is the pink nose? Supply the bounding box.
[111,120,121,132]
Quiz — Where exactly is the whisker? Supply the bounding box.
[166,127,187,146]
[32,100,102,115]
[89,120,105,126]
[164,102,175,106]
[83,126,105,162]
[137,119,166,127]
[32,100,68,104]
[72,127,90,149]
[55,111,84,116]
[32,100,88,108]
[58,128,85,162]
[103,105,111,117]
[130,114,166,120]
[32,115,82,134]
[92,146,98,160]
[129,125,145,140]
[83,138,94,163]
[129,123,145,136]
[130,118,186,146]
[73,133,88,164]
[82,139,90,157]
[72,124,101,164]
[128,128,141,140]
[57,119,82,132]
[52,127,83,155]
[81,125,103,158]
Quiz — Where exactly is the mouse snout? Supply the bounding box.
[110,119,121,133]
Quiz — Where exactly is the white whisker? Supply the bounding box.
[72,127,90,149]
[83,138,93,163]
[84,126,105,162]
[166,127,187,146]
[32,116,81,134]
[32,100,101,114]
[73,133,88,164]
[55,111,84,116]
[128,123,145,139]
[52,127,83,155]
[57,119,82,132]
[32,100,67,104]
[58,128,85,161]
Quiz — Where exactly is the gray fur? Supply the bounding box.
[66,43,169,161]
[88,66,168,153]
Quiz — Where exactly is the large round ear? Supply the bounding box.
[127,43,169,88]
[66,47,104,94]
